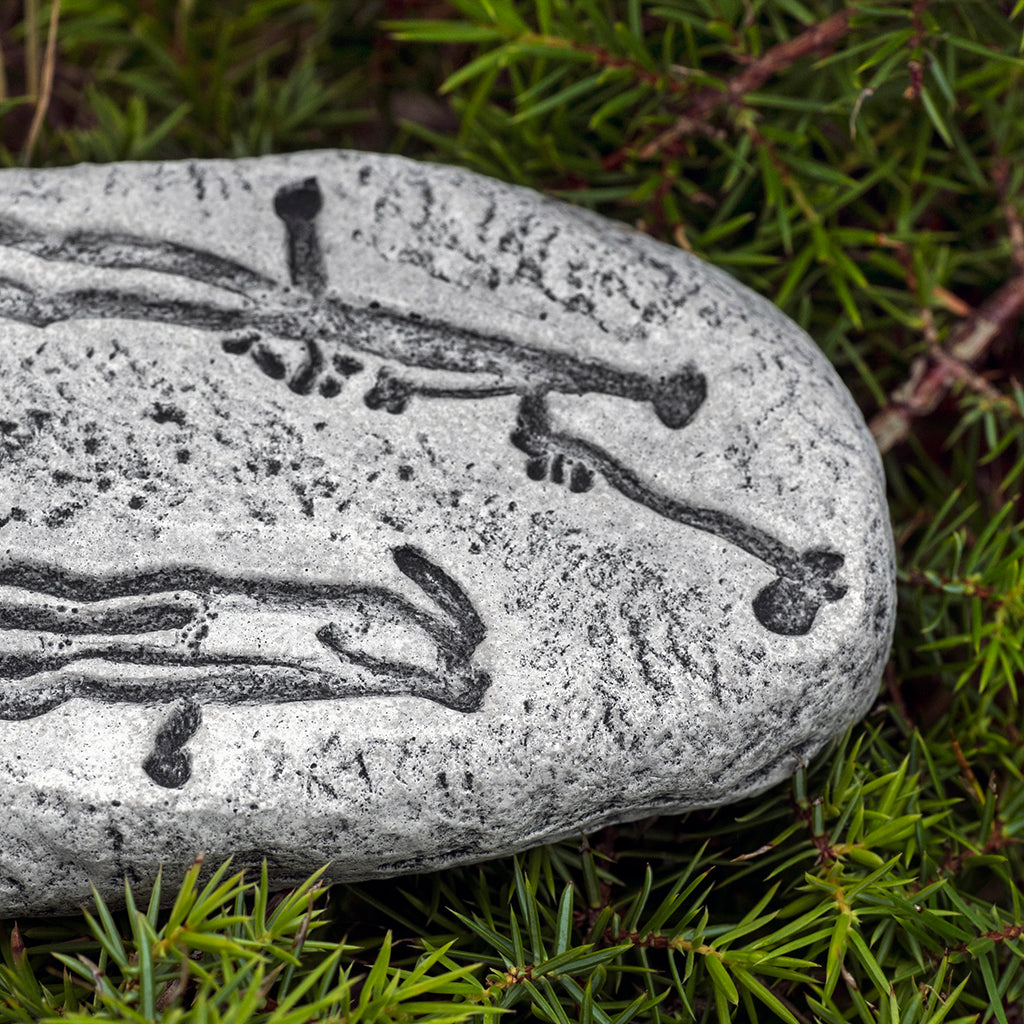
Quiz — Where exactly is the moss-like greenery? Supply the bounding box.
[2,1,1023,1020]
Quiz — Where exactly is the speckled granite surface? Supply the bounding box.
[0,152,894,915]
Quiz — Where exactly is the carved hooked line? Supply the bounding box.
[316,545,490,715]
[0,548,491,787]
[510,394,848,636]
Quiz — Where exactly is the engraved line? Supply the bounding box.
[511,392,804,575]
[0,558,432,607]
[392,545,487,657]
[510,394,847,635]
[143,699,202,788]
[0,655,490,720]
[0,646,302,682]
[273,177,327,297]
[0,662,481,721]
[0,218,277,295]
[0,549,492,714]
[315,625,487,714]
[0,595,197,635]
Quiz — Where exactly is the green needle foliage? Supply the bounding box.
[0,859,499,1023]
[2,0,1024,1021]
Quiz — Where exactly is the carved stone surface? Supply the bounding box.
[0,152,894,915]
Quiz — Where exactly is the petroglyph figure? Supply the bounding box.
[0,547,490,787]
[0,176,847,639]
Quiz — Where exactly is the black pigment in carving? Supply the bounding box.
[511,395,847,635]
[0,178,709,429]
[0,175,846,634]
[273,176,327,297]
[0,547,490,786]
[142,699,202,789]
[0,218,276,295]
[0,594,195,635]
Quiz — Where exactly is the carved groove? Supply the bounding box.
[0,548,491,785]
[0,173,849,649]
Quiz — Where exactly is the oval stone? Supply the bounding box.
[0,152,894,915]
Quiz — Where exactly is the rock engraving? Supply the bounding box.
[0,153,896,916]
[0,176,845,635]
[0,546,490,787]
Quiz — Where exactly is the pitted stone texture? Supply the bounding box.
[0,152,894,915]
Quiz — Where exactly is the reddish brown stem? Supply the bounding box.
[639,8,853,159]
[871,273,1024,453]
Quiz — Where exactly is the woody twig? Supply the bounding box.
[871,163,1024,453]
[637,8,853,160]
[870,274,1024,453]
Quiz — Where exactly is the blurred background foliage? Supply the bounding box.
[1,1,1024,1021]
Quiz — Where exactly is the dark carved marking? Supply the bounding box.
[333,354,364,377]
[142,699,202,788]
[0,548,491,726]
[318,377,342,398]
[570,461,595,493]
[511,394,846,635]
[0,219,276,295]
[364,367,413,414]
[0,595,195,635]
[392,545,487,660]
[221,332,259,355]
[315,545,490,713]
[252,343,287,380]
[284,339,324,396]
[0,646,297,686]
[752,573,847,637]
[0,174,847,635]
[273,177,327,298]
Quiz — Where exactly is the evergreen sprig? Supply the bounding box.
[2,0,1024,1020]
[1,859,499,1023]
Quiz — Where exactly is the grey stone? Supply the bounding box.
[0,152,894,916]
